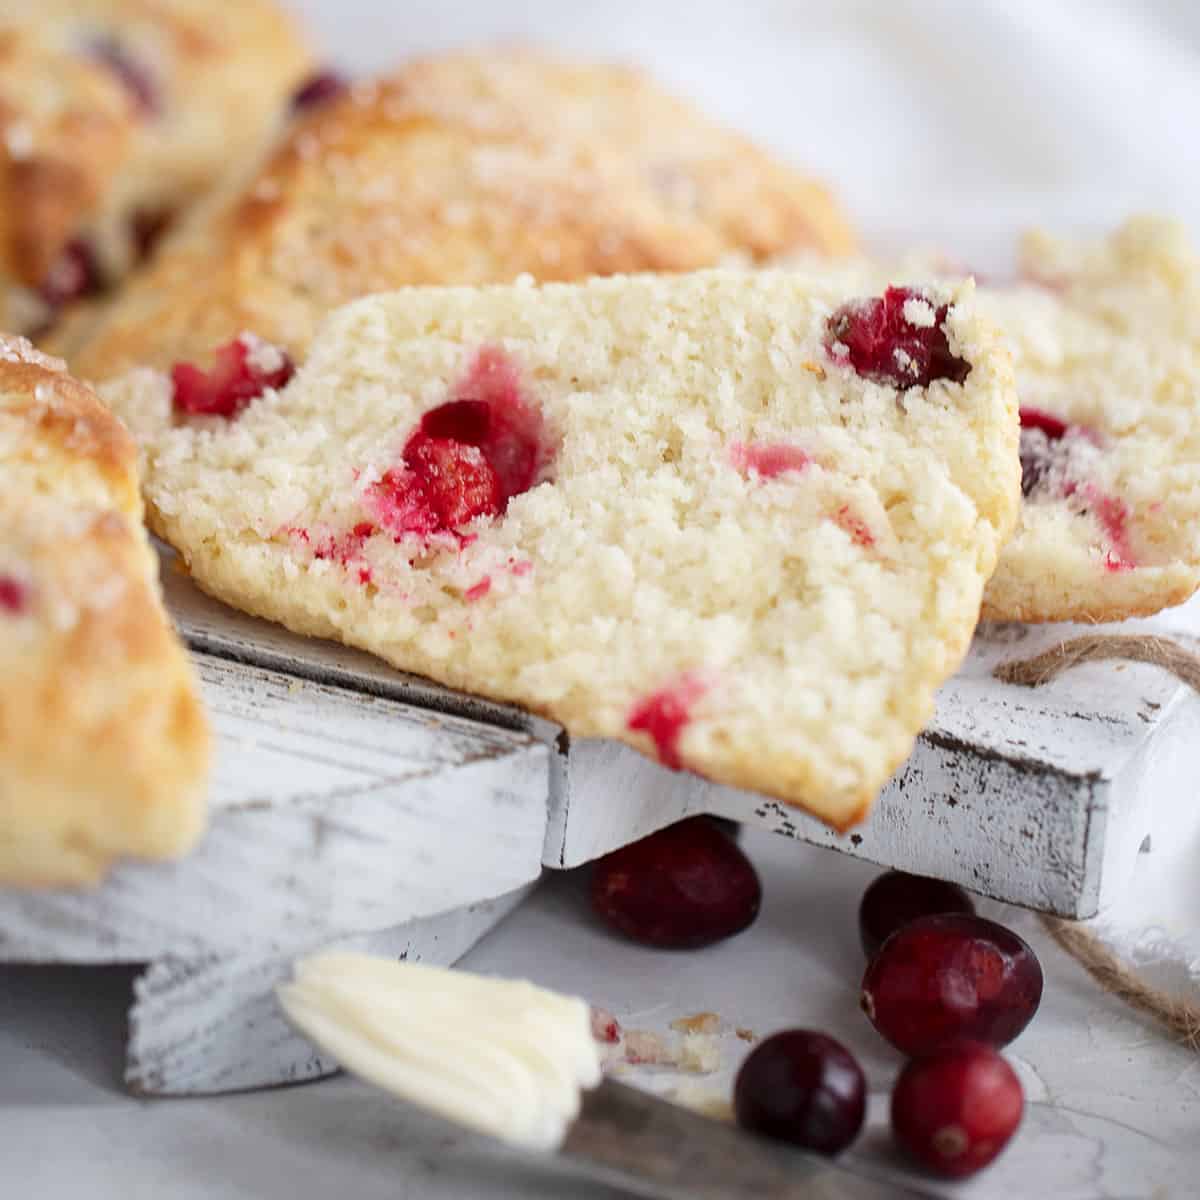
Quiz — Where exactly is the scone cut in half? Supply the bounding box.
[57,49,855,381]
[0,0,312,337]
[102,271,1018,829]
[0,336,208,887]
[979,217,1200,622]
[781,217,1200,623]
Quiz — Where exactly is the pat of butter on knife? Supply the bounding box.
[277,953,602,1151]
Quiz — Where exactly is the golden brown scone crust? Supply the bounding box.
[0,335,208,887]
[59,50,856,380]
[0,0,312,334]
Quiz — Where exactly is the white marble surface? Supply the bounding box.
[1,832,1196,1198]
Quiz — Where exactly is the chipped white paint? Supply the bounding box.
[0,636,548,1093]
[127,888,533,1095]
[165,562,1200,919]
[0,655,548,962]
[554,611,1200,918]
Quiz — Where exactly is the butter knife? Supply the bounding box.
[557,1079,928,1200]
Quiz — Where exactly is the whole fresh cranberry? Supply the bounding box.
[590,817,761,949]
[734,1030,866,1155]
[861,914,1042,1055]
[891,1042,1024,1178]
[705,816,742,842]
[826,287,970,390]
[859,870,975,960]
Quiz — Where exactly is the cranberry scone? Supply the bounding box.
[57,49,855,381]
[979,218,1200,622]
[100,271,1017,828]
[780,218,1200,623]
[0,336,208,887]
[0,0,311,337]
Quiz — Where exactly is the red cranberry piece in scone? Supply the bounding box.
[171,335,295,418]
[0,574,31,615]
[627,673,708,771]
[368,348,551,541]
[826,286,970,389]
[1017,407,1135,573]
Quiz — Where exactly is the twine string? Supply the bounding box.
[994,633,1200,690]
[999,631,1200,1048]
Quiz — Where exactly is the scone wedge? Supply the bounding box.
[980,217,1200,622]
[780,217,1200,623]
[102,271,1018,828]
[0,0,312,338]
[0,336,208,886]
[57,49,854,380]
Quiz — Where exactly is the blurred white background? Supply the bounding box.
[285,0,1199,266]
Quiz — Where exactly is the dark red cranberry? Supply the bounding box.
[859,870,976,960]
[171,336,295,418]
[290,71,349,113]
[86,37,161,116]
[861,914,1042,1055]
[590,817,761,949]
[705,816,742,842]
[1018,406,1070,497]
[39,239,103,309]
[368,349,548,539]
[1018,407,1069,441]
[826,287,970,389]
[0,575,30,615]
[891,1042,1023,1178]
[735,1030,866,1155]
[453,349,547,499]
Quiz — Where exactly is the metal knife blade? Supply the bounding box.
[557,1080,930,1200]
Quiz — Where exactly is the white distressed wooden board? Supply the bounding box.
[162,561,1200,919]
[126,886,533,1095]
[0,640,549,1093]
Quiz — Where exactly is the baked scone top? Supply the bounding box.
[101,270,1017,829]
[60,50,856,381]
[0,0,311,333]
[0,334,208,886]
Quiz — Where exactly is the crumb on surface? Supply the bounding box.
[670,1011,722,1036]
